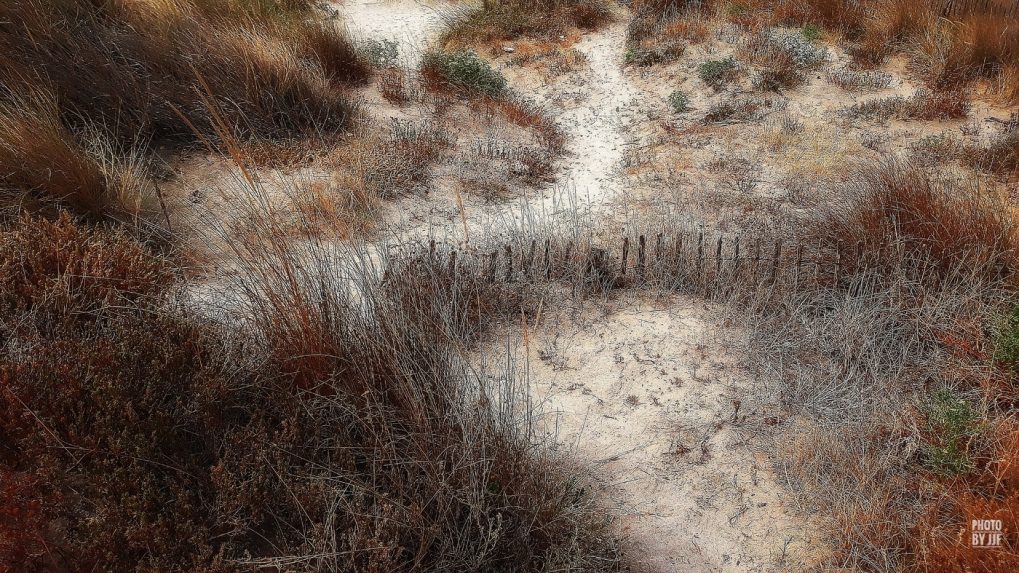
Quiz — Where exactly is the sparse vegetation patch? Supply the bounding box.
[843,89,971,121]
[668,90,690,113]
[423,50,508,96]
[698,56,740,90]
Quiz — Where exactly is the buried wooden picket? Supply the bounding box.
[637,235,646,280]
[621,237,629,276]
[416,229,867,296]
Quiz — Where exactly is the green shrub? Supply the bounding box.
[801,23,822,42]
[667,90,690,113]
[994,302,1019,370]
[360,38,399,68]
[922,388,981,476]
[423,50,507,96]
[698,56,738,89]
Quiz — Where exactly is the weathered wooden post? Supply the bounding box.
[621,236,630,276]
[794,243,804,287]
[813,239,822,283]
[675,234,684,281]
[504,244,513,281]
[753,237,761,283]
[525,239,536,279]
[544,238,551,280]
[771,238,782,284]
[834,242,842,285]
[697,231,704,276]
[733,236,741,275]
[715,235,723,276]
[637,235,646,280]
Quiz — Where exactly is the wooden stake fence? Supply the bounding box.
[410,231,857,297]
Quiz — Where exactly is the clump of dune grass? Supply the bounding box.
[0,0,369,221]
[0,86,160,224]
[625,0,711,67]
[0,0,368,144]
[627,0,712,45]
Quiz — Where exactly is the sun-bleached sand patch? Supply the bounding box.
[488,296,820,572]
[332,0,457,66]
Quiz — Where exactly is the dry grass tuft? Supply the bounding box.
[0,0,368,221]
[443,0,613,47]
[964,117,1019,175]
[767,0,1019,99]
[626,0,713,64]
[814,160,1018,284]
[729,160,1019,571]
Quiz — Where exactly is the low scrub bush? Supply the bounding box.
[993,302,1019,371]
[801,23,821,42]
[668,90,690,112]
[698,56,739,90]
[624,41,686,66]
[737,28,829,92]
[360,38,400,68]
[922,388,982,476]
[825,66,894,91]
[422,50,508,96]
[703,95,766,123]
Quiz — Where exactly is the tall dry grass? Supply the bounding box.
[631,1,1019,101]
[0,0,369,221]
[0,200,622,571]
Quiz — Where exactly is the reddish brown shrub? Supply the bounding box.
[815,160,1019,286]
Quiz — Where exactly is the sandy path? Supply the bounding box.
[517,300,818,571]
[534,21,644,210]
